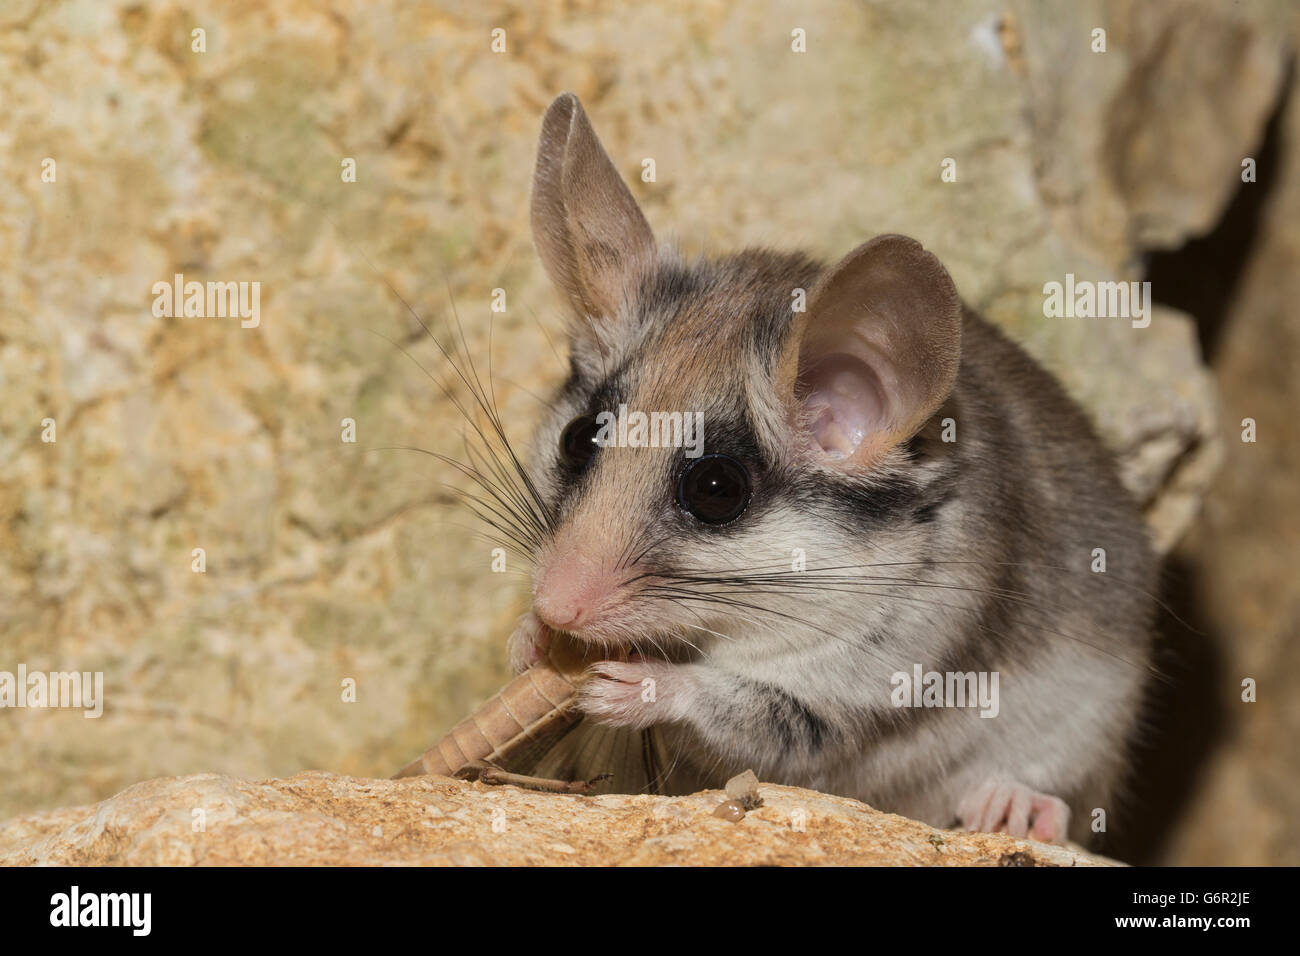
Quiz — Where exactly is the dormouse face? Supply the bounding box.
[522,94,963,656]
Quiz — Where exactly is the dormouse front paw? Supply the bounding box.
[577,658,691,730]
[506,611,551,674]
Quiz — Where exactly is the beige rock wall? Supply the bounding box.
[1,0,1295,863]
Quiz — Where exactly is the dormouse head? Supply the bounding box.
[524,93,963,654]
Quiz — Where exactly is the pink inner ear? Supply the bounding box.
[800,354,886,460]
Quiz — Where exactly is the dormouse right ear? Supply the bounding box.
[530,93,656,331]
[775,235,963,472]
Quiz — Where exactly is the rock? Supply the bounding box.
[1143,15,1300,865]
[724,769,763,810]
[0,772,1115,867]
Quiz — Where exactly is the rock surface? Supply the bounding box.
[0,771,1113,866]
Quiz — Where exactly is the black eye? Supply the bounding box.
[677,454,751,525]
[559,415,601,471]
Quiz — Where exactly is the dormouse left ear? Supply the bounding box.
[530,93,656,330]
[776,235,962,471]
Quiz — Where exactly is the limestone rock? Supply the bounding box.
[0,771,1115,867]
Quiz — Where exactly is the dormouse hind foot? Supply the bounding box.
[956,777,1071,843]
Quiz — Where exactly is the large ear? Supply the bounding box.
[530,93,656,325]
[776,235,962,471]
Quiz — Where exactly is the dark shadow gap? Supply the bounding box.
[1146,59,1292,359]
[1106,61,1295,863]
[1101,556,1226,864]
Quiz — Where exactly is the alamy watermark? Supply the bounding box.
[50,886,150,936]
[0,664,103,718]
[594,404,704,458]
[1042,274,1151,329]
[152,272,261,328]
[890,663,999,718]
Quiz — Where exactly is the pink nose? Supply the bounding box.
[533,550,618,631]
